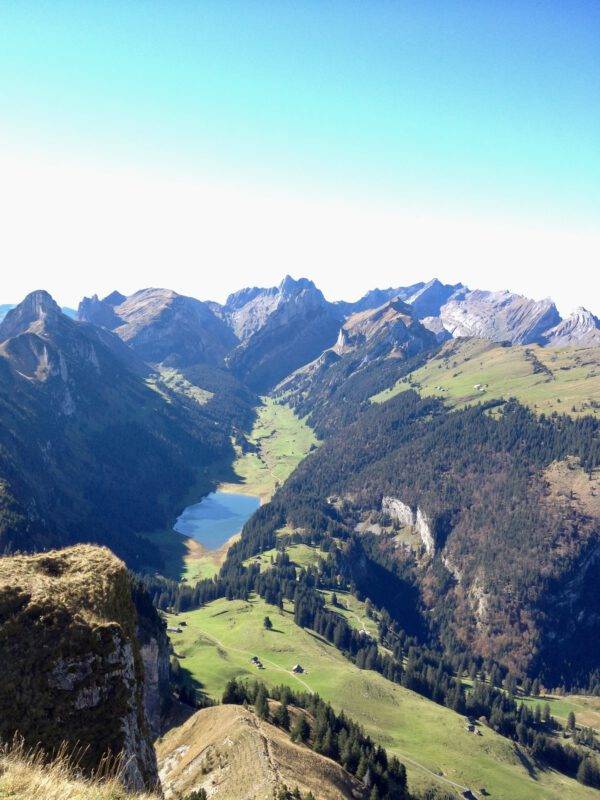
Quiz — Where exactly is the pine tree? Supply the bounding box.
[273,703,290,730]
[255,685,269,719]
[291,714,310,743]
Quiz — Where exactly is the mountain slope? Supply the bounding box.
[79,287,237,367]
[163,597,599,800]
[0,291,230,564]
[158,704,366,800]
[374,337,600,418]
[276,298,436,436]
[243,391,600,684]
[226,276,343,392]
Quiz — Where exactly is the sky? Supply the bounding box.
[0,1,599,314]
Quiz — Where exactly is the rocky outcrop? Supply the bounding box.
[542,307,600,348]
[381,497,435,555]
[0,546,161,793]
[382,496,414,527]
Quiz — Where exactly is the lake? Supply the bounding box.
[173,490,260,549]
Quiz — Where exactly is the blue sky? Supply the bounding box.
[0,1,598,310]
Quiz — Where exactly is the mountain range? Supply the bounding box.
[76,276,600,367]
[1,274,599,800]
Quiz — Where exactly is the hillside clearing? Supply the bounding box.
[166,596,597,800]
[372,339,600,418]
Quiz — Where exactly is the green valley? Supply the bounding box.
[220,396,319,502]
[146,398,318,581]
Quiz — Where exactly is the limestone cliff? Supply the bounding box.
[382,497,435,555]
[0,545,162,793]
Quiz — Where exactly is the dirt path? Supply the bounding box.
[393,749,468,794]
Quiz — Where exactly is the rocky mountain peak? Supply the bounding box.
[333,296,434,356]
[0,290,63,341]
[224,286,267,311]
[279,274,321,297]
[543,306,600,347]
[440,289,561,344]
[405,279,466,318]
[102,290,127,306]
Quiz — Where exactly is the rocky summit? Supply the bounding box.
[0,545,168,793]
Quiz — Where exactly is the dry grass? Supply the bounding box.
[0,741,158,800]
[0,544,129,623]
[157,704,363,800]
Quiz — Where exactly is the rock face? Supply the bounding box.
[381,497,435,554]
[226,276,343,391]
[439,289,561,344]
[420,315,452,343]
[542,307,600,347]
[415,507,435,555]
[133,583,171,738]
[382,496,414,527]
[0,546,162,793]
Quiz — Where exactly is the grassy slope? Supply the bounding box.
[522,695,600,732]
[372,339,600,418]
[220,396,318,502]
[0,749,156,800]
[167,597,596,800]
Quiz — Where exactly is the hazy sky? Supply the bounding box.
[0,1,598,313]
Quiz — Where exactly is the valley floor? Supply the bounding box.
[219,395,318,503]
[143,397,317,581]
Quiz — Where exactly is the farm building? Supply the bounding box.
[291,664,304,674]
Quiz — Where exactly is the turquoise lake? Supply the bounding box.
[173,490,260,549]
